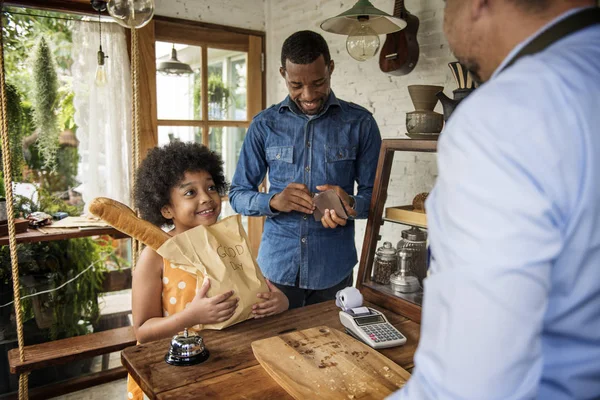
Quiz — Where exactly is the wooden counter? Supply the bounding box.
[121,301,420,399]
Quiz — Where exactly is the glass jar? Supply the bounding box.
[372,242,398,284]
[390,248,420,293]
[396,227,427,285]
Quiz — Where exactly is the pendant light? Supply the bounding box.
[107,0,155,29]
[320,0,406,61]
[157,44,193,76]
[91,0,109,86]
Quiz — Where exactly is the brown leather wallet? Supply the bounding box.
[313,190,348,221]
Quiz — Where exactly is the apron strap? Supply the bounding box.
[500,7,600,74]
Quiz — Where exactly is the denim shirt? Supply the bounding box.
[230,92,382,290]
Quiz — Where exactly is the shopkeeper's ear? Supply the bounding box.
[161,205,173,220]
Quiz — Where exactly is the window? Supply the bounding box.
[148,19,266,252]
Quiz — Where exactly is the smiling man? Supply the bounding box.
[229,30,381,309]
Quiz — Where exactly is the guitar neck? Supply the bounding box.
[393,0,405,17]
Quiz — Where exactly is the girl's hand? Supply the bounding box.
[252,280,290,318]
[185,278,238,325]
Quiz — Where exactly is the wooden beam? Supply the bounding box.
[158,120,250,128]
[8,326,136,374]
[3,0,101,16]
[247,36,263,120]
[246,35,265,256]
[155,19,249,52]
[154,15,265,39]
[201,46,209,145]
[136,21,159,159]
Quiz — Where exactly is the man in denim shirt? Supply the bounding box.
[230,31,381,309]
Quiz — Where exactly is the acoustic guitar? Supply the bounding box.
[379,0,420,76]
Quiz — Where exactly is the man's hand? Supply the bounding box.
[269,183,315,214]
[316,184,357,228]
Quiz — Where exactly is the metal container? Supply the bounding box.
[396,227,428,285]
[406,110,444,135]
[372,242,398,284]
[390,249,420,293]
[165,328,210,366]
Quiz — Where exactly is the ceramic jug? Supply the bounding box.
[436,62,477,121]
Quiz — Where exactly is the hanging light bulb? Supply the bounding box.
[95,46,108,86]
[107,0,155,29]
[320,0,405,61]
[93,4,109,87]
[346,21,380,61]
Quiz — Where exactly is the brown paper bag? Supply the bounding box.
[156,214,268,330]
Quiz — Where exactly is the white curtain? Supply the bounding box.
[72,21,132,210]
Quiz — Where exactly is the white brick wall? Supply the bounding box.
[155,0,266,31]
[265,0,453,267]
[154,0,457,272]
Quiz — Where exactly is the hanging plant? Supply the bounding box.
[0,83,26,184]
[31,37,60,170]
[194,73,232,120]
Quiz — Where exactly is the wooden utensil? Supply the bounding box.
[252,326,411,400]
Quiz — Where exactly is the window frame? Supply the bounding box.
[142,16,267,253]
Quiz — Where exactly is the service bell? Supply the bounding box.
[165,328,210,366]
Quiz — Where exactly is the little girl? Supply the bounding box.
[127,141,288,399]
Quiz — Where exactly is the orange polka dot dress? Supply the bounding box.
[126,259,197,400]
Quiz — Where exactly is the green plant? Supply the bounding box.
[0,238,112,340]
[2,83,26,177]
[12,184,83,220]
[193,72,232,119]
[2,7,76,101]
[1,186,123,340]
[58,90,77,132]
[31,37,60,170]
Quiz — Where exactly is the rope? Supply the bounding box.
[0,2,29,397]
[130,28,141,268]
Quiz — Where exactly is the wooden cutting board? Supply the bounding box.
[252,325,411,400]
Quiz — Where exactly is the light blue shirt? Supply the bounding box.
[392,8,600,400]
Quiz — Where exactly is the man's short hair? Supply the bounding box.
[280,30,331,68]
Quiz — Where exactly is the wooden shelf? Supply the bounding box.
[363,281,423,306]
[384,205,427,228]
[0,227,128,246]
[382,218,427,229]
[357,139,437,324]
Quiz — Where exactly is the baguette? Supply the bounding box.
[412,192,429,213]
[88,197,171,251]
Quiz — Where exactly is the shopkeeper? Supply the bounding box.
[230,30,382,309]
[391,0,600,399]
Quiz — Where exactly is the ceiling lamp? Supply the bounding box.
[157,44,193,76]
[91,0,109,86]
[107,0,155,29]
[320,0,406,61]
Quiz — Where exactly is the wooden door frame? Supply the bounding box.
[142,17,267,254]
